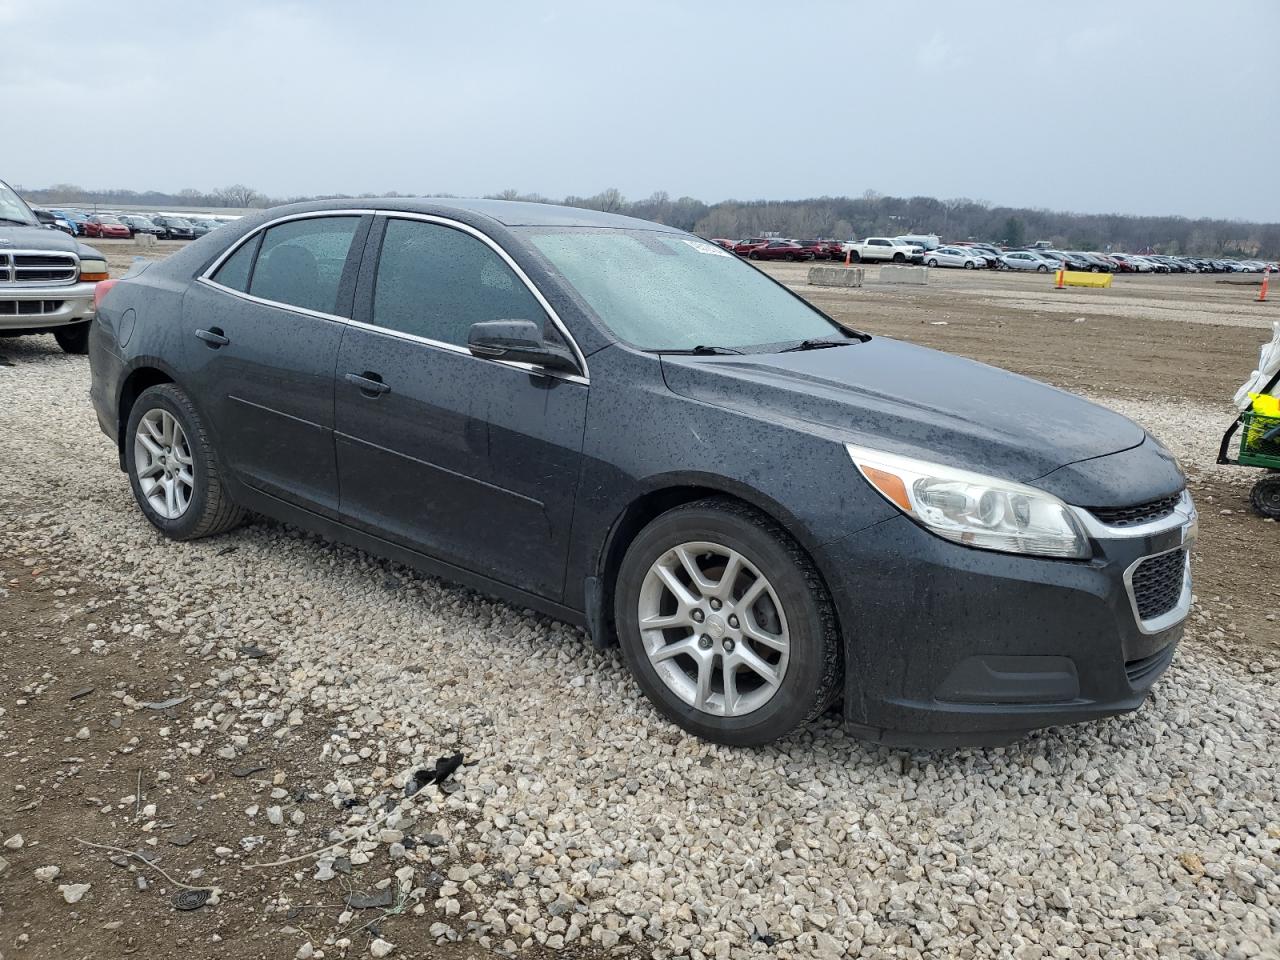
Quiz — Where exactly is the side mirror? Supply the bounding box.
[467,319,580,374]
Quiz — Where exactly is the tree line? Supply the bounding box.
[16,182,1280,258]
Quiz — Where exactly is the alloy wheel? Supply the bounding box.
[637,541,789,717]
[133,408,194,519]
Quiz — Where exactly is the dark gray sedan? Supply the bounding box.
[88,199,1195,747]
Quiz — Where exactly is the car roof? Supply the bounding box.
[253,197,681,232]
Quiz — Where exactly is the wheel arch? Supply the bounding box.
[586,474,840,651]
[115,361,181,469]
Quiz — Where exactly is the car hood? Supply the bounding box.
[0,224,80,252]
[659,337,1148,486]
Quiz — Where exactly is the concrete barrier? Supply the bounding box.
[878,265,929,285]
[808,265,864,288]
[134,233,157,249]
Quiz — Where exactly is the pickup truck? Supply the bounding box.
[840,237,924,264]
[0,178,108,354]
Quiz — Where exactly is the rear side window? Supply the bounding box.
[211,235,259,292]
[371,218,547,347]
[249,216,360,315]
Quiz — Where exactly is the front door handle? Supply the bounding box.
[195,327,230,347]
[345,372,390,396]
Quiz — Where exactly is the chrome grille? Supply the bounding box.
[1131,549,1187,621]
[1090,493,1182,528]
[0,251,79,285]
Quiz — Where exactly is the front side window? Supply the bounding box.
[371,218,547,347]
[522,227,842,352]
[249,216,360,315]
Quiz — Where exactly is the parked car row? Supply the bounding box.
[29,206,232,241]
[708,233,1275,275]
[995,247,1278,274]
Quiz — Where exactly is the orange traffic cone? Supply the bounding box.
[845,249,852,267]
[1055,269,1065,289]
[1260,265,1271,302]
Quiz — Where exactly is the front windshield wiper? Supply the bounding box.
[779,337,859,353]
[0,216,35,226]
[649,344,744,356]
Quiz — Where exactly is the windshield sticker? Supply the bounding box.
[681,239,731,257]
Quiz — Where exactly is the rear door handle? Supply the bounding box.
[195,328,230,347]
[345,372,390,396]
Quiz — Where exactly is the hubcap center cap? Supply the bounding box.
[704,613,728,640]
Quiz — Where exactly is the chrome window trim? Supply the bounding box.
[345,317,588,386]
[200,209,370,281]
[1122,545,1193,636]
[194,276,350,324]
[1069,490,1197,541]
[197,207,590,383]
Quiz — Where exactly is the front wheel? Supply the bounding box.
[125,384,245,540]
[614,499,842,746]
[927,258,938,268]
[748,251,759,260]
[1251,474,1280,519]
[53,322,90,354]
[1037,264,1049,273]
[964,261,975,270]
[892,253,905,263]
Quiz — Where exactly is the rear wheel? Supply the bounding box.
[964,261,975,270]
[125,384,245,540]
[892,253,906,263]
[849,251,860,263]
[1037,264,1050,273]
[748,251,760,260]
[53,323,90,354]
[1251,474,1280,519]
[614,499,842,745]
[927,258,939,268]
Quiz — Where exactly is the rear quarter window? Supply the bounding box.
[211,235,260,293]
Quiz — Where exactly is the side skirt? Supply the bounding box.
[232,484,589,632]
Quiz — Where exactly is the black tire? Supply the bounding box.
[1037,264,1050,273]
[1250,473,1280,519]
[963,261,975,270]
[53,322,91,354]
[124,383,245,540]
[748,251,759,260]
[892,253,905,263]
[613,498,842,746]
[1090,265,1101,273]
[927,258,938,268]
[849,251,860,263]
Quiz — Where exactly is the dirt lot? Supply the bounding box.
[1,245,1278,959]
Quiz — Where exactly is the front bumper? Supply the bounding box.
[822,493,1194,747]
[0,280,96,329]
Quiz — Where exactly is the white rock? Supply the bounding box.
[34,865,60,882]
[59,883,91,904]
[3,834,23,850]
[369,938,394,958]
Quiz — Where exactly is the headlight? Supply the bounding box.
[79,258,109,282]
[847,444,1090,560]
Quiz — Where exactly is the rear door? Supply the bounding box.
[185,213,369,517]
[334,214,588,600]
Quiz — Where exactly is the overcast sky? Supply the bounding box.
[4,0,1277,220]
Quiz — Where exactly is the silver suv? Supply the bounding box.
[0,178,108,354]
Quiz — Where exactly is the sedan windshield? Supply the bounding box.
[0,180,37,226]
[521,227,844,351]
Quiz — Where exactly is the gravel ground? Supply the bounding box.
[2,337,1279,959]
